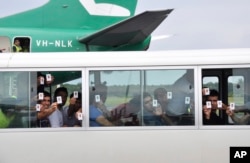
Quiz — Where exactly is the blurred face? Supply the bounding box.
[75,99,82,110]
[41,96,51,109]
[202,88,206,96]
[156,92,167,104]
[143,96,153,112]
[57,91,68,106]
[207,96,218,110]
[15,40,20,46]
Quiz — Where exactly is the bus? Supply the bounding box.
[0,49,250,163]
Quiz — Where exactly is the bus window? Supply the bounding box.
[36,71,82,128]
[144,69,194,126]
[226,67,250,125]
[89,70,141,127]
[228,76,244,105]
[88,69,195,127]
[202,77,219,91]
[0,71,30,128]
[0,70,82,129]
[227,75,245,124]
[202,68,250,125]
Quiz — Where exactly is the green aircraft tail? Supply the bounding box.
[0,0,137,29]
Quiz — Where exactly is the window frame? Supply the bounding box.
[1,64,250,132]
[199,64,250,129]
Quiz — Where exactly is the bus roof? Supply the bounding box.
[1,48,250,68]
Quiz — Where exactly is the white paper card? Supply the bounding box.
[217,100,222,108]
[206,101,212,109]
[167,92,172,99]
[77,113,83,120]
[40,77,44,85]
[57,96,62,104]
[38,92,44,100]
[153,99,158,107]
[95,95,100,102]
[185,97,190,104]
[73,91,78,98]
[36,104,41,111]
[230,102,235,110]
[46,74,52,81]
[204,88,210,95]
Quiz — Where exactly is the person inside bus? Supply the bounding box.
[29,71,55,113]
[12,39,23,52]
[165,70,195,125]
[154,88,168,112]
[36,91,57,127]
[33,72,55,109]
[202,89,225,125]
[92,83,113,120]
[226,102,250,125]
[37,72,55,93]
[137,92,173,126]
[62,92,82,127]
[89,84,114,127]
[93,83,111,119]
[110,97,141,126]
[153,88,174,125]
[75,107,82,125]
[48,87,68,127]
[0,97,17,128]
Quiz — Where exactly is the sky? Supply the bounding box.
[1,0,250,51]
[136,0,250,51]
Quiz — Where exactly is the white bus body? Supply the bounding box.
[0,49,250,163]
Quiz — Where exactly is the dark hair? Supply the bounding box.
[154,88,167,99]
[53,87,68,102]
[37,72,44,78]
[130,92,152,107]
[14,39,19,42]
[43,91,51,98]
[209,89,220,97]
[70,92,82,100]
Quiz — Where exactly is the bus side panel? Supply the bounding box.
[0,130,248,163]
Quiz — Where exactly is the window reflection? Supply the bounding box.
[89,69,195,127]
[0,72,30,128]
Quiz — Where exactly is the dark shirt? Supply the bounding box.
[143,110,165,126]
[37,118,50,127]
[12,46,17,52]
[203,112,224,125]
[63,107,81,127]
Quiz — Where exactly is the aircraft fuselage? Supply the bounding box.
[0,27,151,52]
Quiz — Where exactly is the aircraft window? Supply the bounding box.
[88,69,195,127]
[12,37,30,52]
[0,70,82,128]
